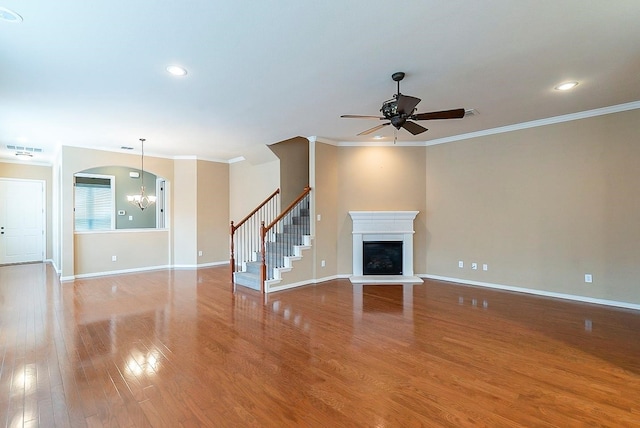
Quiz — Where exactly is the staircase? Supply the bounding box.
[231,187,311,292]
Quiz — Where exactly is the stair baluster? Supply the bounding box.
[231,186,311,292]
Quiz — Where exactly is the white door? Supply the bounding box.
[0,179,45,264]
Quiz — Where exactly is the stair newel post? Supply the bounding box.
[230,221,236,283]
[260,220,266,294]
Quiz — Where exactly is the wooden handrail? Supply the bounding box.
[232,188,280,232]
[231,186,311,292]
[230,187,280,284]
[265,186,311,232]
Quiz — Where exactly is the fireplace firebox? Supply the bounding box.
[363,241,403,275]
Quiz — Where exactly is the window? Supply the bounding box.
[74,174,115,231]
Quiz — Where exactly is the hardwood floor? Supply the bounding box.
[1,263,639,427]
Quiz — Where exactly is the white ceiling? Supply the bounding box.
[1,1,639,164]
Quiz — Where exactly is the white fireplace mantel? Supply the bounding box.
[348,211,423,285]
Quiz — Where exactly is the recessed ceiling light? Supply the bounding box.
[166,65,187,76]
[373,135,384,140]
[555,81,579,91]
[0,7,23,23]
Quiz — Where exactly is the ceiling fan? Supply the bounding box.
[341,72,465,136]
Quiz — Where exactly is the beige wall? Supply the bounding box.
[74,230,169,275]
[268,137,310,207]
[56,147,230,277]
[196,160,230,264]
[336,146,428,275]
[313,142,339,278]
[425,109,640,304]
[0,161,53,260]
[173,159,198,266]
[61,146,174,278]
[8,108,639,307]
[229,158,280,221]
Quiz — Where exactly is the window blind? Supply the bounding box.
[75,177,113,230]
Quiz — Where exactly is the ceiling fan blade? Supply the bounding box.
[413,108,465,121]
[341,115,384,119]
[402,121,428,135]
[396,94,421,115]
[357,123,390,136]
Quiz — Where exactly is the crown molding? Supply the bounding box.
[425,101,640,146]
[332,101,640,148]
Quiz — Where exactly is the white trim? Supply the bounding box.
[349,211,419,277]
[338,140,425,147]
[60,144,233,164]
[45,259,61,274]
[74,172,116,230]
[174,261,229,269]
[0,177,47,264]
[72,265,171,279]
[349,275,423,285]
[424,101,640,146]
[333,101,640,148]
[74,228,170,235]
[61,260,228,280]
[267,274,342,293]
[422,274,640,312]
[197,261,229,268]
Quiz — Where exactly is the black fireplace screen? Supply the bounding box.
[363,241,403,275]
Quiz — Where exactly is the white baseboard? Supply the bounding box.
[45,259,61,274]
[174,261,229,270]
[199,261,229,268]
[73,265,171,280]
[267,274,342,293]
[61,261,229,281]
[422,274,640,311]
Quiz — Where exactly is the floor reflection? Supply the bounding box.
[353,283,414,320]
[2,263,639,426]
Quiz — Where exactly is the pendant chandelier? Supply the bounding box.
[127,138,156,211]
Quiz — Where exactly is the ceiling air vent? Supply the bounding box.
[6,144,43,152]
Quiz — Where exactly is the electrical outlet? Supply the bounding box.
[198,251,203,257]
[317,214,321,221]
[471,263,478,270]
[458,261,464,268]
[321,260,326,267]
[483,264,488,271]
[112,255,117,262]
[585,274,593,283]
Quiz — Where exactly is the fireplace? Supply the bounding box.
[363,241,403,275]
[348,211,422,285]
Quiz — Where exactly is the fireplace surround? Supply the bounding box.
[348,211,423,285]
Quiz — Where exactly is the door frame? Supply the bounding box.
[0,177,46,264]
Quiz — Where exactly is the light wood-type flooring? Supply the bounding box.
[1,262,639,427]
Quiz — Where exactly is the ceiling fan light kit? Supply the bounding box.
[341,72,465,137]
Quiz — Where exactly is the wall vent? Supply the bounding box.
[6,144,43,152]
